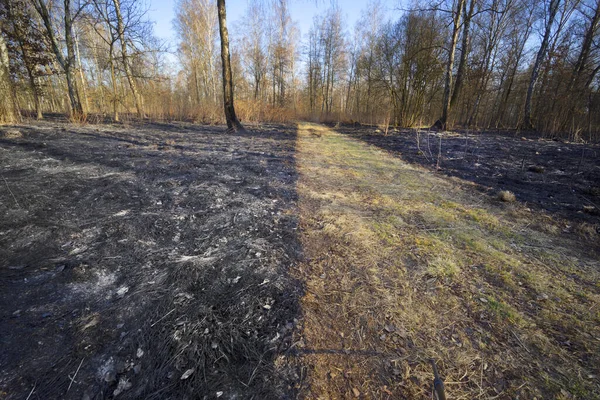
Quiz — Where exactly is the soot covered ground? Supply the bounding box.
[0,121,302,399]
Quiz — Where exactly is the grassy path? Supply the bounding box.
[291,123,600,399]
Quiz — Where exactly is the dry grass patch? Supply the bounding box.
[498,190,516,202]
[289,122,600,399]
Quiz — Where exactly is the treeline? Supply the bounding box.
[312,0,600,139]
[173,0,302,123]
[0,0,599,139]
[0,0,168,123]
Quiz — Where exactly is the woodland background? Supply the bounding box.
[0,0,599,140]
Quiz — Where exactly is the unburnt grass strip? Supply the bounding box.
[290,122,600,399]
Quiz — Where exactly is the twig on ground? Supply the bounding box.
[580,195,599,210]
[68,358,85,392]
[150,308,175,327]
[511,330,530,353]
[26,383,36,400]
[2,175,20,208]
[247,353,265,386]
[479,359,484,398]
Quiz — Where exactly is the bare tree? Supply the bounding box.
[467,0,515,126]
[522,0,562,129]
[242,0,267,101]
[113,0,144,118]
[91,0,122,121]
[0,29,18,123]
[0,0,592,136]
[217,0,245,132]
[491,0,535,127]
[174,0,219,114]
[437,0,466,130]
[1,0,54,119]
[31,0,86,118]
[450,0,477,110]
[569,0,600,89]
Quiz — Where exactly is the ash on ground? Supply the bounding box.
[0,121,302,399]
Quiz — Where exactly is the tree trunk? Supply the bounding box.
[494,6,535,128]
[63,0,84,119]
[450,0,475,111]
[438,0,466,130]
[92,44,105,115]
[217,0,245,132]
[74,31,89,113]
[570,0,600,90]
[522,0,561,130]
[566,0,600,115]
[6,1,42,119]
[193,62,202,105]
[28,72,42,120]
[109,50,119,122]
[0,33,19,123]
[345,57,354,115]
[32,0,83,118]
[113,0,144,118]
[19,43,42,119]
[63,0,84,118]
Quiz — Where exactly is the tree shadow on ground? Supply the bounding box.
[333,125,600,232]
[0,121,303,399]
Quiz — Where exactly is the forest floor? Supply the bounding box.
[0,120,599,399]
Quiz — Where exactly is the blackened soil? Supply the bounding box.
[0,121,302,399]
[334,125,600,231]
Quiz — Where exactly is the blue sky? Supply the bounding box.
[147,0,401,65]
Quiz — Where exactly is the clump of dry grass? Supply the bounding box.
[426,255,460,279]
[575,221,600,239]
[498,190,516,202]
[1,129,22,138]
[69,112,89,125]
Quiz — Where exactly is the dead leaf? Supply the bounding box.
[180,368,195,380]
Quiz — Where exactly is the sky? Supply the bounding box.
[147,0,401,67]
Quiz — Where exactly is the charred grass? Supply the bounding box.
[0,121,302,399]
[291,123,600,399]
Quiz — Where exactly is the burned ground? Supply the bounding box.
[1,120,600,400]
[333,125,600,232]
[0,121,302,399]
